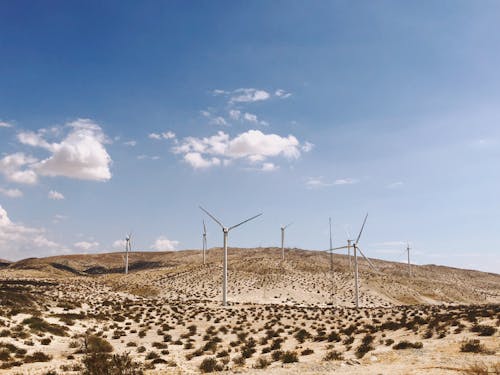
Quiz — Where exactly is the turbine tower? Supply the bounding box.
[280,222,292,261]
[124,232,132,274]
[199,206,262,306]
[329,218,333,271]
[202,220,207,265]
[406,242,412,277]
[327,214,377,308]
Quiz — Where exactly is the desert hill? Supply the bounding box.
[2,247,499,308]
[0,248,498,374]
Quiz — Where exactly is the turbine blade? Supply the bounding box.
[355,213,368,243]
[329,245,348,251]
[199,206,224,228]
[357,246,377,271]
[203,220,207,234]
[229,213,263,231]
[284,222,293,229]
[344,225,352,240]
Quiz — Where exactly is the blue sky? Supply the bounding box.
[0,1,499,272]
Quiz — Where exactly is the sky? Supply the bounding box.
[0,1,499,273]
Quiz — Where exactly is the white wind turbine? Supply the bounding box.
[280,222,293,261]
[124,232,132,274]
[199,206,262,306]
[202,220,207,265]
[327,214,377,308]
[406,242,412,277]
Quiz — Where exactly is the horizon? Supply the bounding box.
[1,2,499,273]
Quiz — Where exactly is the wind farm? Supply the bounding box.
[1,1,499,374]
[0,210,498,374]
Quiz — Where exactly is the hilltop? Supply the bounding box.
[2,247,499,307]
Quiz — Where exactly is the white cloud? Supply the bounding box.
[151,236,179,251]
[48,190,65,200]
[123,140,137,147]
[230,88,270,103]
[333,178,358,185]
[243,113,258,123]
[275,89,292,98]
[229,110,241,120]
[16,119,112,182]
[0,204,66,259]
[162,131,176,139]
[305,176,332,189]
[184,153,221,169]
[173,130,305,170]
[112,239,126,250]
[149,133,162,140]
[74,241,99,251]
[210,116,228,126]
[149,131,176,140]
[52,214,68,224]
[137,154,160,161]
[212,89,227,95]
[0,153,39,185]
[387,181,404,189]
[0,121,12,128]
[302,141,314,152]
[261,162,278,172]
[0,187,23,198]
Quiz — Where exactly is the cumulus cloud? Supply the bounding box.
[48,190,65,200]
[0,121,13,128]
[229,110,241,120]
[123,140,137,147]
[16,119,112,182]
[74,241,99,251]
[172,130,308,170]
[302,141,314,152]
[243,113,258,123]
[230,88,271,103]
[0,205,66,259]
[0,153,39,185]
[150,236,179,251]
[0,187,23,198]
[275,89,292,98]
[183,153,221,169]
[149,131,176,140]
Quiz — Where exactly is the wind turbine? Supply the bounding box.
[124,232,132,274]
[202,220,207,265]
[199,206,262,306]
[327,214,377,308]
[406,242,412,277]
[329,218,333,271]
[280,222,293,261]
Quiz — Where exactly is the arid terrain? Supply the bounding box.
[0,248,498,374]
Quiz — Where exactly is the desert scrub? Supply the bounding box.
[323,350,344,361]
[471,324,497,337]
[22,317,67,336]
[84,335,113,353]
[460,339,488,354]
[355,334,375,358]
[199,357,222,373]
[393,340,423,350]
[281,351,299,363]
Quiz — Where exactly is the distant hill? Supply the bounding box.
[2,248,499,307]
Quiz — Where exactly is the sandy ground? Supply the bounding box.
[0,248,498,374]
